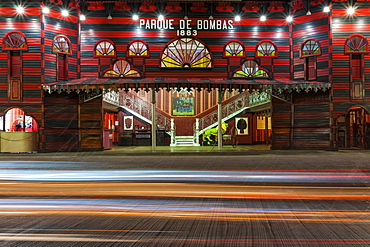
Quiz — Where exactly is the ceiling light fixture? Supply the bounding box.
[323,6,330,13]
[260,15,266,21]
[132,14,139,21]
[235,15,241,22]
[286,16,293,22]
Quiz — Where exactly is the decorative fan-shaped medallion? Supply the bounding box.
[160,37,212,68]
[224,41,245,57]
[301,39,320,57]
[53,35,71,54]
[256,41,276,57]
[4,32,27,49]
[345,35,368,53]
[95,40,115,56]
[233,60,269,78]
[103,60,140,77]
[128,40,149,57]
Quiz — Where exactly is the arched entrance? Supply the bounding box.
[337,106,370,149]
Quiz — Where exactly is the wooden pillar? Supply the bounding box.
[151,89,156,151]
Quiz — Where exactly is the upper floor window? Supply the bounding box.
[94,40,116,57]
[345,34,369,53]
[127,40,149,57]
[2,31,28,50]
[232,60,269,78]
[103,59,141,77]
[301,39,321,57]
[256,41,277,57]
[223,40,245,57]
[52,35,72,55]
[160,37,212,68]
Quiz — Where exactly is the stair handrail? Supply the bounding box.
[106,90,172,129]
[197,91,270,134]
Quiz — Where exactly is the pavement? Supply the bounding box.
[0,144,366,157]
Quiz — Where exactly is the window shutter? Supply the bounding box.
[351,54,362,79]
[58,54,67,80]
[9,79,21,101]
[11,51,21,77]
[305,56,316,80]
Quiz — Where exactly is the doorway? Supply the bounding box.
[337,107,370,149]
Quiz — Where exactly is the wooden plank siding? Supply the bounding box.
[43,6,79,84]
[292,91,331,149]
[79,96,103,151]
[331,2,370,118]
[271,97,292,149]
[80,11,290,80]
[43,92,79,152]
[292,6,330,82]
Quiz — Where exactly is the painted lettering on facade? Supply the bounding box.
[139,19,234,36]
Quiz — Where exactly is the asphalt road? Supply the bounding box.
[0,151,369,246]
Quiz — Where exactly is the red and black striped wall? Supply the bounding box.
[79,10,291,80]
[332,1,370,118]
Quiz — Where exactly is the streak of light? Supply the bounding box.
[0,169,369,183]
[0,233,138,242]
[0,199,370,222]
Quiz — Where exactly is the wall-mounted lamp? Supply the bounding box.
[16,6,25,14]
[347,7,355,15]
[61,9,69,17]
[323,6,330,13]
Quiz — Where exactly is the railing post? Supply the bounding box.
[170,118,176,146]
[151,89,156,151]
[217,89,224,151]
[194,118,200,146]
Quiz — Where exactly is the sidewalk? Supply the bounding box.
[0,144,364,157]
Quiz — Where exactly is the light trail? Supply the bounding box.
[0,169,369,183]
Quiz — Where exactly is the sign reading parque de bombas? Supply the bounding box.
[139,19,234,36]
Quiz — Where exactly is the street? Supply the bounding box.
[0,150,369,246]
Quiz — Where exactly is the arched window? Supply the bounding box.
[160,37,213,68]
[94,40,116,57]
[52,35,71,80]
[345,34,369,53]
[127,40,149,57]
[223,40,245,57]
[103,59,141,77]
[2,31,28,50]
[0,107,38,132]
[52,35,72,55]
[232,60,269,78]
[256,40,277,57]
[300,39,321,80]
[301,39,321,57]
[345,34,368,100]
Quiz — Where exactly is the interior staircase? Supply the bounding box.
[171,136,199,147]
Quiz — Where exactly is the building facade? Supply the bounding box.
[0,0,369,152]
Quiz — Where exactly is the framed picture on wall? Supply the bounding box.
[123,116,134,130]
[235,117,249,135]
[172,97,194,116]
